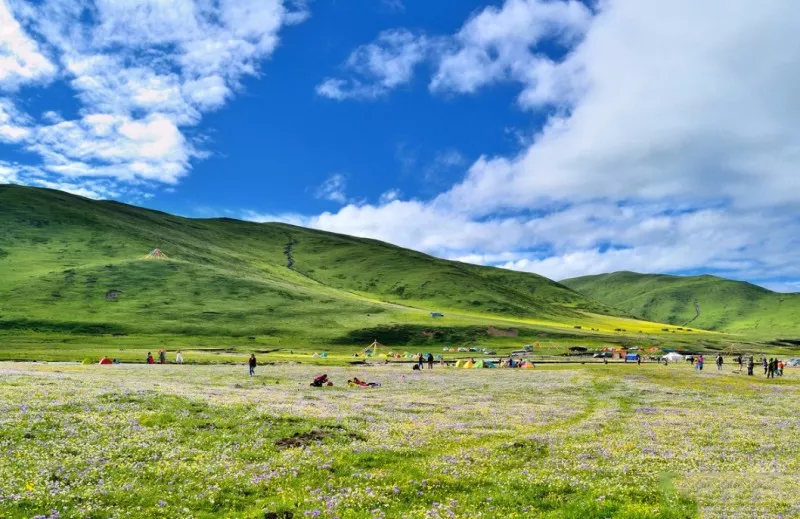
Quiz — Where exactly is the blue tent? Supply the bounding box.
[625,353,640,362]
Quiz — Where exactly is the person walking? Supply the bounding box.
[417,354,425,370]
[175,351,184,364]
[716,354,723,371]
[248,354,257,377]
[736,355,743,373]
[427,353,434,370]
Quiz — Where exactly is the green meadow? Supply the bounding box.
[2,362,798,519]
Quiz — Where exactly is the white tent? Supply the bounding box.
[664,352,684,363]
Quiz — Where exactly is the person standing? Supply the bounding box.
[175,351,184,364]
[248,354,257,377]
[427,353,434,370]
[716,354,723,371]
[767,358,775,379]
[417,354,425,370]
[747,356,754,376]
[778,359,784,376]
[736,355,743,373]
[763,357,768,375]
[159,349,166,365]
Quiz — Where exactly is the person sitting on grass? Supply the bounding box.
[348,377,381,388]
[146,352,155,364]
[311,374,330,387]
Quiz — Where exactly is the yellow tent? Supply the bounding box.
[463,361,474,369]
[455,360,465,368]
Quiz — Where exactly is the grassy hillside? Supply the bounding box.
[0,184,717,361]
[563,271,800,338]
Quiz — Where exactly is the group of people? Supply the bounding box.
[145,350,184,364]
[412,353,436,371]
[762,357,785,378]
[714,354,786,378]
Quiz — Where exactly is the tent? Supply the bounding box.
[455,360,465,368]
[473,360,486,368]
[98,357,112,365]
[484,361,496,368]
[520,360,535,369]
[664,352,684,363]
[463,360,474,369]
[144,248,168,260]
[625,353,640,362]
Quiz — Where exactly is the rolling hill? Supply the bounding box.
[1,184,669,358]
[563,271,800,338]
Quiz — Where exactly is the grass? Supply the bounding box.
[0,185,750,362]
[563,271,800,338]
[2,361,799,518]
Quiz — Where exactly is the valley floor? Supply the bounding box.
[1,363,798,518]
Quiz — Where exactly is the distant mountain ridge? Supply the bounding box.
[563,271,800,337]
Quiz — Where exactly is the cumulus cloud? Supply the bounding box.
[0,0,307,189]
[306,0,800,288]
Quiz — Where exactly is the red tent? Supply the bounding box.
[98,357,113,365]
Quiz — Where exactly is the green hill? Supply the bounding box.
[2,184,684,361]
[563,271,800,338]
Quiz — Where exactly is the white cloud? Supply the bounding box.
[317,29,430,100]
[318,0,591,104]
[314,173,348,204]
[0,0,307,189]
[379,189,401,204]
[0,0,56,91]
[380,0,405,13]
[0,98,31,142]
[431,0,591,103]
[0,164,19,183]
[305,0,800,288]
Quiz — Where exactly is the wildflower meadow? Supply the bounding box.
[1,362,798,518]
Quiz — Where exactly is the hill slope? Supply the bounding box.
[1,185,629,347]
[563,271,800,338]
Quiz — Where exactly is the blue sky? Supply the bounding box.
[2,0,800,292]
